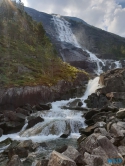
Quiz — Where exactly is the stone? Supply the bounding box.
[0,153,9,166]
[6,155,23,166]
[79,133,100,153]
[92,146,108,164]
[0,128,3,137]
[118,146,125,156]
[109,123,124,142]
[55,145,68,153]
[23,158,33,166]
[16,107,30,116]
[36,160,49,166]
[3,121,24,134]
[0,138,12,148]
[100,105,119,113]
[84,152,104,166]
[116,109,125,119]
[17,140,32,149]
[94,128,111,139]
[77,134,87,144]
[60,130,71,138]
[80,122,106,136]
[85,93,109,108]
[36,104,51,111]
[91,112,107,123]
[8,147,28,159]
[3,111,26,122]
[67,99,82,107]
[97,135,122,159]
[48,151,76,166]
[27,117,44,129]
[78,101,83,107]
[79,126,96,136]
[85,110,99,120]
[63,146,80,160]
[84,119,94,125]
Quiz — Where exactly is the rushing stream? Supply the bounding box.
[0,14,123,156]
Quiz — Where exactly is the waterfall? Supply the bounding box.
[0,14,123,148]
[51,15,122,74]
[51,15,79,47]
[85,50,105,75]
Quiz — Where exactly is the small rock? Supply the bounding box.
[17,140,32,149]
[78,101,83,107]
[16,107,30,116]
[55,145,68,153]
[85,110,99,120]
[27,117,44,129]
[109,123,124,143]
[60,130,71,138]
[116,109,125,119]
[94,128,111,139]
[0,138,12,148]
[84,119,94,125]
[0,128,3,137]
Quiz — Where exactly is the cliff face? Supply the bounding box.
[0,73,89,110]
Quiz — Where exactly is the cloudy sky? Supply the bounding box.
[22,0,125,37]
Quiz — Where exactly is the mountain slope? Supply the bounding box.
[25,7,125,61]
[0,0,88,88]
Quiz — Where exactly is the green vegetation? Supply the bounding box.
[0,0,88,88]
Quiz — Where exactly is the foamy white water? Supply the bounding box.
[51,15,79,47]
[85,50,105,75]
[115,61,122,68]
[82,77,101,107]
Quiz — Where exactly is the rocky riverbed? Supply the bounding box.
[0,68,125,166]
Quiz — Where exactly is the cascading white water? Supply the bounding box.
[82,77,101,107]
[51,15,79,47]
[85,50,105,75]
[115,61,122,68]
[51,15,122,74]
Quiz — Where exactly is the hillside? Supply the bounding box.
[25,7,125,61]
[0,0,88,88]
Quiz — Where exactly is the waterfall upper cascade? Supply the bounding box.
[51,15,79,47]
[51,15,122,75]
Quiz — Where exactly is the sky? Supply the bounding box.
[21,0,125,37]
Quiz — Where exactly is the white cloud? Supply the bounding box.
[25,0,125,37]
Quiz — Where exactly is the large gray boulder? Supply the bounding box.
[97,136,123,159]
[80,133,100,153]
[48,151,76,166]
